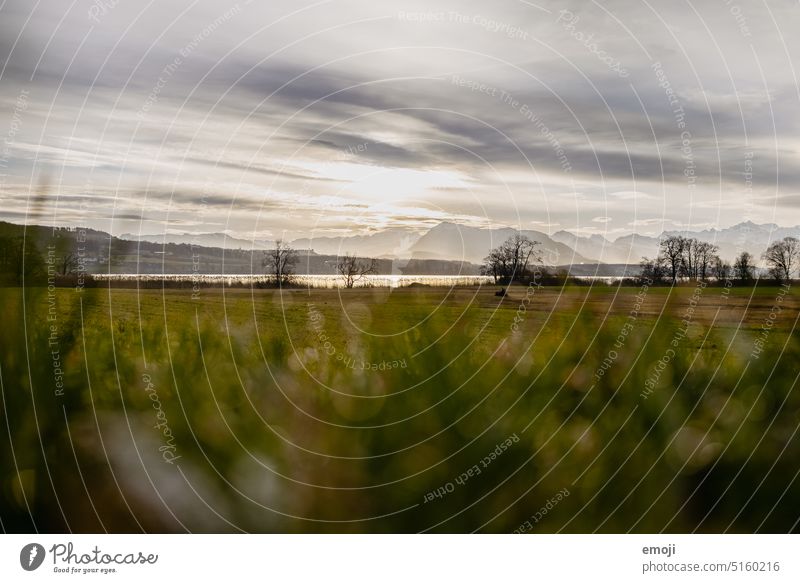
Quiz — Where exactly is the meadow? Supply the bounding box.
[1,282,798,532]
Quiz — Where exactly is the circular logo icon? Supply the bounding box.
[20,543,46,571]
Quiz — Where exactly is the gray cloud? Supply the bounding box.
[1,0,799,239]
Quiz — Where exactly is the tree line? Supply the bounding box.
[6,229,796,288]
[641,235,799,284]
[479,232,800,287]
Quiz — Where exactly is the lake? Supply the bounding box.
[86,273,630,289]
[89,273,496,288]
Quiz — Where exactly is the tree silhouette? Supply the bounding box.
[263,240,298,285]
[336,253,377,288]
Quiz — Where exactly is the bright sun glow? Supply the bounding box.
[300,161,470,202]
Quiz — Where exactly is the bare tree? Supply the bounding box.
[502,233,539,279]
[57,252,78,275]
[639,256,666,284]
[483,233,540,284]
[263,240,298,285]
[659,235,686,283]
[695,241,718,281]
[733,251,755,283]
[680,237,697,279]
[711,255,731,283]
[481,248,506,284]
[676,237,717,280]
[763,236,799,282]
[336,253,377,288]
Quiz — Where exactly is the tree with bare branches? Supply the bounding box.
[504,233,539,279]
[712,255,731,283]
[336,253,377,288]
[763,236,799,282]
[659,235,686,283]
[483,233,540,284]
[639,256,666,284]
[733,251,755,283]
[681,237,697,279]
[57,252,78,275]
[481,248,507,284]
[263,240,298,285]
[695,241,718,281]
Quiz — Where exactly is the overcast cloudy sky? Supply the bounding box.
[1,0,799,241]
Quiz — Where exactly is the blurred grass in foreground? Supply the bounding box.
[1,283,798,533]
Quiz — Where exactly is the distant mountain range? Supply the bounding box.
[406,222,593,264]
[120,231,274,250]
[551,220,800,264]
[122,222,594,264]
[291,228,420,258]
[121,220,800,266]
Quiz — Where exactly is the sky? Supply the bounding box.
[1,0,799,242]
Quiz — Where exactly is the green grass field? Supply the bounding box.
[1,283,799,532]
